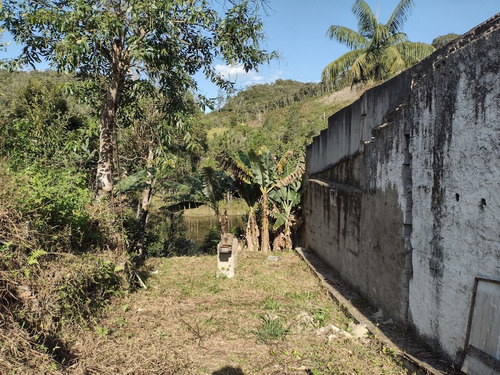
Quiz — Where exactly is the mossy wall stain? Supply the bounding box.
[304,14,500,365]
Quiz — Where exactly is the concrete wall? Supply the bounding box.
[304,14,500,364]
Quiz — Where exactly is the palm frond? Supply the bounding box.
[387,32,409,45]
[349,52,371,82]
[396,41,435,65]
[352,0,377,38]
[326,25,367,49]
[371,23,390,48]
[387,0,415,34]
[382,45,406,74]
[321,49,365,83]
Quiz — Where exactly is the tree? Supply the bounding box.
[322,0,435,84]
[115,92,202,257]
[2,0,273,198]
[431,33,460,50]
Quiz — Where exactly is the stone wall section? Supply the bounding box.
[304,14,500,364]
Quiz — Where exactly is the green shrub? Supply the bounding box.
[57,256,122,323]
[132,210,196,258]
[15,165,100,252]
[198,227,220,255]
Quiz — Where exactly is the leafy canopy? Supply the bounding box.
[322,0,435,84]
[1,0,274,109]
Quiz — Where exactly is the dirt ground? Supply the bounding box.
[53,251,410,375]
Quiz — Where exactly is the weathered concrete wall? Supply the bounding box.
[304,14,500,364]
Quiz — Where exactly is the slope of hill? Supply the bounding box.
[202,81,370,161]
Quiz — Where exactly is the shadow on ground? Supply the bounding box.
[212,366,244,375]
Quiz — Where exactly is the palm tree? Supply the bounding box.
[322,0,435,84]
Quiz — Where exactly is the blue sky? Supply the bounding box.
[2,0,498,101]
[199,0,499,99]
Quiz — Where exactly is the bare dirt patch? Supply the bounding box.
[317,84,373,107]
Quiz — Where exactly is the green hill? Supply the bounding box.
[201,80,370,161]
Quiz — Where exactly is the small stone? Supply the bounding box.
[351,324,369,339]
[267,255,279,262]
[316,324,340,336]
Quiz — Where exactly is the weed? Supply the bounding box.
[285,291,316,301]
[312,307,331,327]
[255,315,288,341]
[262,298,282,310]
[116,317,127,327]
[94,325,111,336]
[57,257,122,323]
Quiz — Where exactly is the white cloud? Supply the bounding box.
[214,63,247,80]
[215,63,282,87]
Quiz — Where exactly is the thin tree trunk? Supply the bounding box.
[245,206,259,251]
[137,144,154,258]
[96,40,125,199]
[261,192,269,253]
[284,222,292,250]
[219,208,228,235]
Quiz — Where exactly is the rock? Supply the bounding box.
[351,324,369,339]
[316,324,340,336]
[267,255,279,262]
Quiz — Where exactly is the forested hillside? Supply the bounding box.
[202,80,368,162]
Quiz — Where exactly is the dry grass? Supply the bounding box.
[66,251,410,375]
[316,84,372,106]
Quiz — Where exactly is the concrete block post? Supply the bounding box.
[217,233,238,278]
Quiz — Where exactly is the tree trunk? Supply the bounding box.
[245,206,259,251]
[136,144,154,258]
[284,222,292,250]
[96,40,125,199]
[219,208,228,235]
[261,192,269,253]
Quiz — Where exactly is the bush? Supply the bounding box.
[198,226,220,255]
[16,165,101,251]
[137,210,196,258]
[58,256,122,323]
[0,163,116,256]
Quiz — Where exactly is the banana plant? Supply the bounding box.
[228,151,261,252]
[269,160,304,250]
[230,148,299,253]
[246,148,277,253]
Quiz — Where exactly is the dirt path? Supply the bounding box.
[66,252,409,374]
